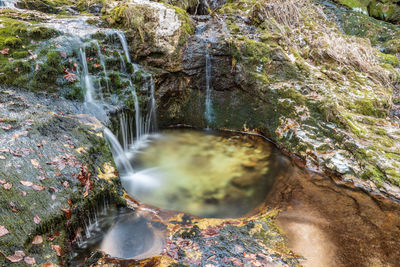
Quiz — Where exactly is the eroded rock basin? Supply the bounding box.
[122,129,279,218]
[76,129,400,266]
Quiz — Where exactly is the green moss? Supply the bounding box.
[334,0,369,14]
[361,164,385,186]
[46,51,62,67]
[378,52,399,67]
[4,37,23,48]
[16,0,74,13]
[348,97,389,118]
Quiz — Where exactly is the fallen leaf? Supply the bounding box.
[30,159,39,167]
[63,71,76,83]
[51,245,62,256]
[0,225,9,237]
[6,251,25,262]
[3,183,12,190]
[21,191,26,196]
[60,208,71,219]
[0,179,6,184]
[42,262,54,267]
[20,181,33,187]
[32,184,45,191]
[33,215,41,224]
[12,131,28,140]
[32,235,43,244]
[0,48,9,55]
[24,256,35,265]
[0,155,5,159]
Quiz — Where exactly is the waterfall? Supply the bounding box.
[205,46,215,125]
[116,32,131,63]
[79,48,95,103]
[45,18,159,195]
[94,42,109,93]
[0,0,17,8]
[104,128,134,175]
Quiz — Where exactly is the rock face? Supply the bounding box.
[334,0,400,24]
[0,88,120,265]
[150,0,400,199]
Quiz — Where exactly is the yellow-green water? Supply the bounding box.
[125,129,279,218]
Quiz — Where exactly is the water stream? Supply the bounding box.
[204,46,215,125]
[0,0,16,8]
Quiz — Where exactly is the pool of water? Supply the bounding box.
[70,205,165,263]
[122,129,283,218]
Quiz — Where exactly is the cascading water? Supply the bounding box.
[205,46,215,125]
[0,0,17,8]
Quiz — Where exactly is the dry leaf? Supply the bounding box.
[3,183,12,190]
[51,245,62,256]
[32,184,45,191]
[33,215,41,224]
[42,262,54,267]
[0,225,9,237]
[20,181,33,187]
[6,251,25,262]
[32,235,43,245]
[60,208,71,219]
[24,256,35,265]
[30,159,39,167]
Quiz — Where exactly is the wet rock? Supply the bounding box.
[0,88,120,266]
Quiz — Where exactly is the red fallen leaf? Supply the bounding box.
[10,150,22,157]
[51,245,62,256]
[42,262,54,267]
[0,148,10,153]
[3,182,12,190]
[12,131,28,140]
[50,187,58,193]
[0,48,9,55]
[20,181,33,187]
[32,235,43,244]
[62,181,69,188]
[1,124,12,130]
[37,176,46,181]
[60,208,71,219]
[21,191,27,196]
[202,226,220,238]
[6,250,25,262]
[30,159,39,167]
[32,184,45,191]
[94,63,100,68]
[33,215,41,224]
[63,71,76,83]
[11,208,19,213]
[67,200,72,207]
[0,225,9,237]
[24,256,35,265]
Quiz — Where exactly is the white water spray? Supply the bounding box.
[205,46,215,125]
[0,0,17,8]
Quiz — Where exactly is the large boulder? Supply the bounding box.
[104,0,194,72]
[0,88,120,266]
